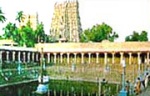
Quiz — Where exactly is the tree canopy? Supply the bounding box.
[2,11,51,47]
[15,11,25,23]
[0,7,6,23]
[125,31,148,41]
[80,23,118,42]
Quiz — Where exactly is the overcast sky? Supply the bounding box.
[0,0,150,42]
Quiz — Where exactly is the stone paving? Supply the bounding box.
[139,86,150,96]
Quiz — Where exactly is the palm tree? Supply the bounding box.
[15,11,26,46]
[0,7,6,23]
[15,11,25,23]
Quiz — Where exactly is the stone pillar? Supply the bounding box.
[96,53,99,63]
[74,53,77,63]
[12,51,16,61]
[88,53,91,64]
[129,53,132,65]
[32,52,35,62]
[18,51,20,61]
[27,52,30,62]
[81,53,84,64]
[36,53,39,62]
[137,52,141,65]
[104,53,107,65]
[23,52,26,63]
[6,51,9,61]
[120,52,124,64]
[54,53,57,64]
[112,52,115,64]
[0,51,2,62]
[0,51,2,69]
[47,53,50,63]
[137,52,141,73]
[147,52,149,65]
[67,53,70,64]
[60,53,63,63]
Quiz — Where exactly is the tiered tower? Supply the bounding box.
[19,12,39,30]
[50,0,82,42]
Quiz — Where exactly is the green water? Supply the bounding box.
[0,80,120,96]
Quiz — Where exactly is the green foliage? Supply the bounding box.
[125,31,148,41]
[35,22,45,43]
[20,22,35,47]
[2,21,35,47]
[15,11,25,23]
[0,7,6,23]
[2,22,17,39]
[1,10,54,47]
[80,23,118,42]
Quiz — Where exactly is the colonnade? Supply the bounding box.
[45,52,150,65]
[0,51,40,63]
[0,50,149,65]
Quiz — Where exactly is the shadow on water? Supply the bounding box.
[0,80,120,96]
[0,81,38,96]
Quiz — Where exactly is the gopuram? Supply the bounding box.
[50,0,82,42]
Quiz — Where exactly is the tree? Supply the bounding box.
[0,7,6,23]
[80,23,118,42]
[125,31,148,41]
[20,21,35,47]
[2,21,35,47]
[2,11,50,47]
[35,22,45,43]
[15,11,25,23]
[15,11,36,47]
[139,31,148,41]
[3,22,18,39]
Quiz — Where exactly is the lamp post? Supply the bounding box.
[119,58,127,96]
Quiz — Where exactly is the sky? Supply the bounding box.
[0,0,150,42]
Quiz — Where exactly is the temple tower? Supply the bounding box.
[50,0,82,42]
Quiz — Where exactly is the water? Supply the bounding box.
[0,81,38,96]
[0,80,120,96]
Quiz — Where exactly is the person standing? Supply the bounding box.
[145,73,149,88]
[135,77,141,95]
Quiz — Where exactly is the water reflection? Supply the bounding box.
[0,81,38,96]
[0,80,120,96]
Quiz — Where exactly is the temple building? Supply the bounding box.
[0,41,150,87]
[0,42,150,66]
[50,0,82,42]
[19,12,39,30]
